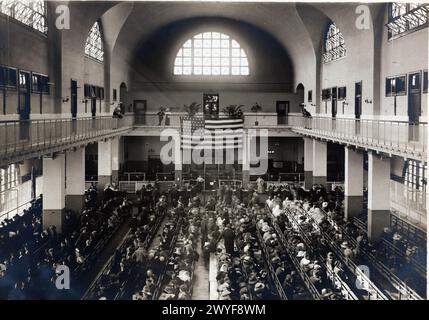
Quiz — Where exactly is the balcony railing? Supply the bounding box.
[0,115,134,165]
[288,115,427,160]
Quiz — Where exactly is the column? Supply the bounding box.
[303,137,313,189]
[43,153,65,232]
[344,147,363,220]
[65,147,85,214]
[98,139,112,188]
[172,131,182,185]
[312,139,327,185]
[242,131,250,187]
[111,137,120,184]
[367,152,391,241]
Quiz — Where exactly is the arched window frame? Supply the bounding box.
[173,32,250,76]
[85,21,104,62]
[0,0,47,34]
[322,22,346,63]
[387,3,429,39]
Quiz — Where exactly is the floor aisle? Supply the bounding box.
[191,236,210,300]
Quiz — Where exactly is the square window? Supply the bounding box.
[183,66,192,75]
[240,57,248,66]
[221,57,230,65]
[203,66,211,75]
[232,58,240,66]
[212,48,220,57]
[221,40,229,48]
[221,67,229,75]
[212,57,220,66]
[175,57,182,66]
[194,57,202,66]
[212,39,220,48]
[183,48,192,56]
[203,57,211,66]
[174,67,183,75]
[221,48,229,57]
[203,48,211,57]
[183,57,192,66]
[212,67,220,75]
[203,39,211,48]
[232,49,240,57]
[231,66,240,75]
[194,39,202,47]
[194,48,202,56]
[241,67,249,75]
[194,67,202,75]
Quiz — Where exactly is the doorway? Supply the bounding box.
[18,70,31,140]
[331,87,337,118]
[134,100,147,125]
[355,81,362,134]
[408,72,421,141]
[71,79,77,132]
[276,101,289,125]
[120,82,128,112]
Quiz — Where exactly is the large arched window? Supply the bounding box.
[85,21,104,62]
[387,3,428,38]
[174,32,249,76]
[322,22,346,63]
[0,0,47,34]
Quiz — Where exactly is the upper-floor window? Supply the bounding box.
[0,0,47,34]
[85,21,104,62]
[323,22,346,63]
[387,3,429,38]
[173,32,249,76]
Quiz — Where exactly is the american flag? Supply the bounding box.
[181,117,244,150]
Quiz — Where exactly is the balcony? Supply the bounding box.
[1,113,427,166]
[0,115,134,167]
[288,115,427,161]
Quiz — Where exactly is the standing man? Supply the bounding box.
[218,224,235,256]
[256,176,265,194]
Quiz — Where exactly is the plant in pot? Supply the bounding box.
[251,102,262,126]
[222,104,244,119]
[184,102,201,118]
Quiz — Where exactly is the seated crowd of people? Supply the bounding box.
[0,184,131,299]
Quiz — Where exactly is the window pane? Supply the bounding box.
[173,32,249,76]
[85,22,104,62]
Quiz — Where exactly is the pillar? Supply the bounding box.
[66,148,85,214]
[312,139,327,185]
[43,153,65,232]
[303,137,313,189]
[242,131,250,187]
[172,131,182,186]
[111,137,120,184]
[367,152,391,241]
[98,139,113,188]
[344,147,363,220]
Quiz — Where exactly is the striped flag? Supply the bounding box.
[181,117,244,150]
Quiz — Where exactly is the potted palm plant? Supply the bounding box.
[184,102,201,118]
[251,102,262,125]
[222,104,244,119]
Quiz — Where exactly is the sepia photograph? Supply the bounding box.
[0,0,427,306]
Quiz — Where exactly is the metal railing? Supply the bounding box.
[288,115,427,159]
[0,115,134,163]
[390,180,427,229]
